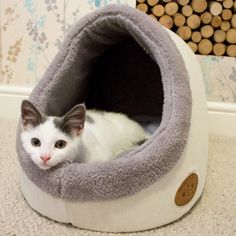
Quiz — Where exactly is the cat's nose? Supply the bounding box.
[40,155,51,164]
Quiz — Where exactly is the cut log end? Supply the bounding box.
[165,2,179,16]
[187,41,198,53]
[227,45,236,56]
[209,1,223,16]
[226,28,236,43]
[213,30,226,43]
[211,16,222,28]
[201,11,213,24]
[201,25,214,38]
[187,14,201,29]
[231,14,236,28]
[174,13,186,27]
[159,15,174,29]
[182,5,193,17]
[198,39,213,55]
[192,31,202,42]
[177,25,192,40]
[152,5,165,17]
[213,43,226,56]
[147,0,159,6]
[220,21,231,31]
[191,0,207,13]
[221,9,232,21]
[137,3,148,13]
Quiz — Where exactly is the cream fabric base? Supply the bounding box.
[17,28,208,233]
[1,119,236,235]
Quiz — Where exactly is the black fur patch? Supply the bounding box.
[53,117,65,133]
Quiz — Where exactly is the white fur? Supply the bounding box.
[21,111,147,170]
[21,117,81,170]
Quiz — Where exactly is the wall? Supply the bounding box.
[1,1,235,103]
[0,1,236,137]
[198,55,236,103]
[0,0,135,87]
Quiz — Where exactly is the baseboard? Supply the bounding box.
[207,102,236,137]
[0,86,235,137]
[0,86,32,119]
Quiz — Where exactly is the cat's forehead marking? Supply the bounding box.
[53,117,64,132]
[41,114,48,124]
[53,117,75,137]
[53,115,91,135]
[31,117,68,141]
[36,117,58,134]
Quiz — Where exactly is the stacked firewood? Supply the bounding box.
[136,0,236,56]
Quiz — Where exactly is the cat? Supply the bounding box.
[20,100,148,170]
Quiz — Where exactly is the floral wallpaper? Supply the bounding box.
[0,1,236,103]
[0,0,135,85]
[197,55,236,103]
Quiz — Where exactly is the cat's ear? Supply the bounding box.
[61,104,86,136]
[21,100,41,130]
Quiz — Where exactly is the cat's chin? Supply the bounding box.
[38,164,52,170]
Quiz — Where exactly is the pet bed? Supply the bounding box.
[16,4,208,232]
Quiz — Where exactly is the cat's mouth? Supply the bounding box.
[38,162,52,170]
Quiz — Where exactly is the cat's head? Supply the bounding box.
[20,100,86,170]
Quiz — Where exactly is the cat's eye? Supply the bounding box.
[55,140,67,149]
[31,138,41,147]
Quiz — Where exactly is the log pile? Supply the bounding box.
[136,0,236,56]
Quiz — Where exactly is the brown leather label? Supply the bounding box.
[175,173,198,206]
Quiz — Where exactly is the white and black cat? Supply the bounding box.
[21,100,147,170]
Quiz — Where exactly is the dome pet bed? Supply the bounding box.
[16,4,208,233]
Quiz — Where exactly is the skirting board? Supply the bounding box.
[0,86,32,119]
[208,102,236,137]
[0,86,236,137]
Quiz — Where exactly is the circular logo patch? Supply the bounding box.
[175,173,198,206]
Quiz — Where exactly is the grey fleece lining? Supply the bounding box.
[16,4,192,201]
